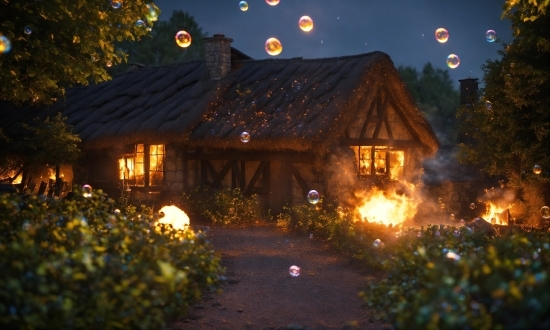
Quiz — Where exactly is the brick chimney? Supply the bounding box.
[458,78,479,106]
[203,34,233,80]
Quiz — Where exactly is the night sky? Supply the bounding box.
[153,0,512,87]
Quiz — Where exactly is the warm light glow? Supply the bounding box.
[4,170,22,184]
[355,182,418,226]
[157,205,190,230]
[483,202,510,225]
[389,151,404,180]
[352,146,404,180]
[149,144,164,186]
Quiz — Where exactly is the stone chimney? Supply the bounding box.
[203,34,233,80]
[458,78,479,106]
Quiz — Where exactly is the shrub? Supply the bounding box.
[0,187,223,329]
[181,186,266,226]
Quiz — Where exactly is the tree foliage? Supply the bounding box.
[0,0,160,105]
[113,10,207,72]
[398,63,460,146]
[458,2,550,219]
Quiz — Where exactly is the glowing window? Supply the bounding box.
[351,146,404,180]
[118,143,164,187]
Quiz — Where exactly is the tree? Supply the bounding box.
[0,0,160,105]
[113,10,207,71]
[398,63,460,146]
[457,2,550,222]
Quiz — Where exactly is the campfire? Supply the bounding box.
[482,202,511,225]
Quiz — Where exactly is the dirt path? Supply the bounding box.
[168,224,387,330]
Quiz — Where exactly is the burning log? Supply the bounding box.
[466,217,497,236]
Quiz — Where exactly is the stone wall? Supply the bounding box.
[423,180,484,218]
[163,145,184,192]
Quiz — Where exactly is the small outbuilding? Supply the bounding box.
[1,34,439,212]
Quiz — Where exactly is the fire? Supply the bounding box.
[355,182,418,226]
[483,202,510,225]
[157,205,190,230]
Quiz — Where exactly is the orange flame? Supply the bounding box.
[355,182,418,226]
[483,202,510,225]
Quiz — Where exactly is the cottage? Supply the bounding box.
[1,34,439,213]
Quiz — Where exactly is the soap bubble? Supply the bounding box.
[485,100,492,111]
[106,60,113,68]
[266,0,279,6]
[240,131,250,143]
[24,25,32,35]
[541,206,550,219]
[307,190,320,204]
[299,16,314,32]
[114,209,121,215]
[82,184,92,198]
[110,0,122,9]
[435,28,449,43]
[239,1,248,11]
[175,30,192,48]
[446,54,460,69]
[533,165,542,175]
[136,20,146,28]
[446,251,461,260]
[486,30,496,42]
[265,37,282,56]
[289,265,300,277]
[470,203,476,209]
[373,239,382,248]
[0,35,12,54]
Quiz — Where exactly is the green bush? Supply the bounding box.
[0,187,223,329]
[181,186,266,226]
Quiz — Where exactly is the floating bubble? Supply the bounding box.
[24,25,32,35]
[239,1,248,11]
[446,251,460,260]
[446,54,460,69]
[0,35,12,54]
[453,230,460,237]
[265,37,282,56]
[542,206,550,219]
[82,184,92,198]
[435,231,441,236]
[485,100,492,110]
[106,60,113,68]
[289,265,300,277]
[110,0,122,9]
[175,30,192,48]
[240,131,250,143]
[373,239,382,248]
[114,209,121,215]
[266,0,279,6]
[307,190,320,204]
[320,40,323,43]
[486,30,496,42]
[470,203,476,210]
[136,20,146,28]
[435,28,449,43]
[299,16,314,32]
[533,165,542,175]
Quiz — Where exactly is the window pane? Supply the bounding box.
[135,144,145,186]
[389,151,405,180]
[374,147,386,175]
[149,144,165,186]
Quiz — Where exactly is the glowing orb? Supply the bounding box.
[373,239,382,248]
[533,165,542,175]
[175,30,192,48]
[136,20,146,28]
[110,0,122,9]
[307,190,320,204]
[266,0,279,6]
[158,205,190,230]
[240,131,250,143]
[289,265,300,277]
[486,30,496,42]
[24,25,32,35]
[106,60,113,68]
[114,209,121,215]
[299,16,313,32]
[239,1,248,11]
[446,251,460,260]
[82,184,92,198]
[470,203,476,209]
[435,28,449,43]
[265,37,282,56]
[446,54,460,69]
[0,35,11,54]
[541,206,550,219]
[485,100,492,110]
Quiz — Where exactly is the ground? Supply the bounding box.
[168,223,388,330]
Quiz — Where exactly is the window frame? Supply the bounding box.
[118,143,165,188]
[352,145,404,181]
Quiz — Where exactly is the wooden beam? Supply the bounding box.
[388,96,421,143]
[384,114,394,140]
[245,161,268,195]
[339,138,423,148]
[359,97,377,139]
[290,163,309,197]
[372,95,390,139]
[212,161,232,188]
[231,161,245,190]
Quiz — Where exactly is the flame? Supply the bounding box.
[483,202,509,225]
[355,182,418,226]
[157,205,190,230]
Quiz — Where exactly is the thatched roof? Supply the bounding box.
[1,50,439,156]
